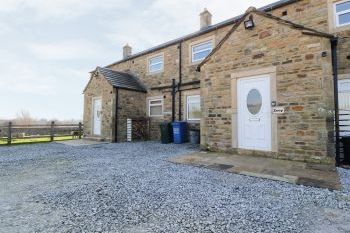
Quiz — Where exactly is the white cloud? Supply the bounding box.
[0,0,130,20]
[0,62,54,95]
[28,40,103,60]
[105,0,278,55]
[0,0,281,120]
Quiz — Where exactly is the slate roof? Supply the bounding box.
[104,0,299,68]
[97,67,147,93]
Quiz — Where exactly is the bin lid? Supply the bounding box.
[172,121,187,126]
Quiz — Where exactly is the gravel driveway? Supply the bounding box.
[1,142,350,233]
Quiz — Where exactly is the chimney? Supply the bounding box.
[123,43,132,59]
[200,8,212,30]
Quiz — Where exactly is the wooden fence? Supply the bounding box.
[0,122,83,145]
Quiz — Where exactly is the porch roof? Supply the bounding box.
[97,67,147,93]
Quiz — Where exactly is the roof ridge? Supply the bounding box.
[101,0,299,69]
[196,8,334,71]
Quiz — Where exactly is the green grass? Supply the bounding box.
[0,136,78,146]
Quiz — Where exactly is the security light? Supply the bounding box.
[244,16,255,30]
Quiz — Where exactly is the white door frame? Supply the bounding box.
[231,66,278,153]
[92,97,102,136]
[237,75,272,151]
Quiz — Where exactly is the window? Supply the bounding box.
[187,95,201,120]
[149,99,163,117]
[148,55,163,73]
[191,40,212,63]
[335,0,350,27]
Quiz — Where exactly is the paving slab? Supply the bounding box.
[168,151,341,190]
[55,139,109,147]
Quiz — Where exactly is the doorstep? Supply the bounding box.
[56,139,109,147]
[168,151,341,190]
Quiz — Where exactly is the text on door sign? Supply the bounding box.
[272,107,285,114]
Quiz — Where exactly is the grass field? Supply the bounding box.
[0,136,77,146]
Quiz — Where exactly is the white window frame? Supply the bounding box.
[148,98,163,117]
[191,40,213,63]
[148,54,164,74]
[334,0,350,27]
[186,95,201,121]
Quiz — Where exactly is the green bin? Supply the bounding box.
[159,122,173,144]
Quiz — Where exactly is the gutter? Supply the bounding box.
[331,37,340,166]
[114,88,119,143]
[172,79,176,122]
[102,0,298,69]
[178,42,183,121]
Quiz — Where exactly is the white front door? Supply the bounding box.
[237,75,271,151]
[92,97,102,136]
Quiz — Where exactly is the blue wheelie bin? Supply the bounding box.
[172,121,188,144]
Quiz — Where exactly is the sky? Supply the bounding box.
[0,0,277,120]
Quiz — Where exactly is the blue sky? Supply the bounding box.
[0,0,277,120]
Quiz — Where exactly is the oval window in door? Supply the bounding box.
[247,89,262,115]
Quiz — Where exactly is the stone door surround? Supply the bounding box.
[231,66,278,153]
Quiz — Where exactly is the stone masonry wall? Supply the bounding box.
[84,0,349,159]
[200,12,334,163]
[117,89,146,142]
[83,73,115,140]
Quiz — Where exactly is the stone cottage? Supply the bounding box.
[83,0,350,164]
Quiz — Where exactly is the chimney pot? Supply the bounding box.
[123,43,132,59]
[200,8,212,30]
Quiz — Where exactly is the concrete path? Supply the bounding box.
[55,139,109,147]
[169,151,341,190]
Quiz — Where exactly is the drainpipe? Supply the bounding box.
[114,88,119,143]
[171,79,176,122]
[178,42,183,121]
[331,37,340,166]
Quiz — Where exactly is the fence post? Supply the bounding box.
[7,121,12,145]
[50,121,54,142]
[78,122,82,139]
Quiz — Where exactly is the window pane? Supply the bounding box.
[339,12,350,25]
[193,50,211,61]
[188,102,201,119]
[336,1,350,12]
[193,41,212,53]
[150,63,162,72]
[150,105,162,116]
[187,95,200,103]
[150,56,162,64]
[247,89,262,115]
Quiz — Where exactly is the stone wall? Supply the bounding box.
[83,0,349,159]
[83,73,115,140]
[200,12,334,163]
[117,89,146,142]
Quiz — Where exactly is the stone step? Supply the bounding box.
[84,136,106,142]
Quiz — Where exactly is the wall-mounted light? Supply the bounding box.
[244,15,255,30]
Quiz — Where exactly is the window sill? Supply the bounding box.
[148,70,164,75]
[186,119,201,123]
[332,23,350,33]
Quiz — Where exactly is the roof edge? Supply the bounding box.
[102,0,299,69]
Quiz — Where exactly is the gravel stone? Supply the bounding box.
[1,142,350,233]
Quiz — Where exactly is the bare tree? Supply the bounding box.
[15,110,35,125]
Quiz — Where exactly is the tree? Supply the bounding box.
[15,110,34,125]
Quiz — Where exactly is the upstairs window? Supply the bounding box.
[186,95,201,121]
[335,0,350,27]
[148,55,163,73]
[191,40,212,63]
[148,99,163,117]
